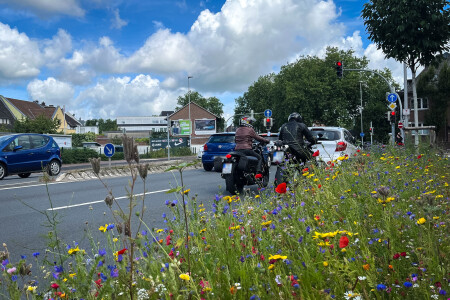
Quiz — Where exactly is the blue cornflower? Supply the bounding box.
[439,290,447,295]
[165,200,170,205]
[54,265,63,273]
[99,249,107,256]
[11,275,17,282]
[32,252,40,257]
[298,236,303,243]
[100,273,107,281]
[306,226,311,233]
[162,213,166,218]
[107,224,115,230]
[165,263,169,269]
[160,267,165,272]
[110,268,119,278]
[20,255,26,259]
[404,282,412,288]
[377,284,387,290]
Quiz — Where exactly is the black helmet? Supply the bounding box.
[288,112,303,123]
[241,116,256,125]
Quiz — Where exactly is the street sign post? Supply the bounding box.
[387,93,398,103]
[104,143,115,168]
[264,109,272,118]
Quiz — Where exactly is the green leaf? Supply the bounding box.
[165,186,182,194]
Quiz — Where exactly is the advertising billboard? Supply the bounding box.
[150,137,190,150]
[171,120,191,135]
[195,119,216,135]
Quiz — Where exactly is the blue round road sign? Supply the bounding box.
[264,109,272,118]
[360,132,365,137]
[387,93,398,103]
[104,143,115,157]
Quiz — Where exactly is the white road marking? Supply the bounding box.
[0,181,68,191]
[47,189,170,211]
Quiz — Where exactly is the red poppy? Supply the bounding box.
[275,182,287,194]
[339,236,349,248]
[255,173,263,179]
[393,253,400,259]
[318,184,322,188]
[400,252,407,257]
[117,248,127,255]
[312,150,319,157]
[302,167,309,173]
[417,155,422,159]
[166,235,172,245]
[51,283,59,289]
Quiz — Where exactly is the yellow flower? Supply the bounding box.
[113,238,118,243]
[268,265,275,270]
[156,229,164,233]
[199,208,205,213]
[69,273,77,278]
[255,195,260,198]
[261,221,272,227]
[183,189,190,194]
[323,261,329,267]
[268,254,287,260]
[68,246,84,255]
[179,274,190,281]
[199,228,206,233]
[99,224,108,232]
[229,225,240,230]
[417,217,426,225]
[27,286,37,292]
[433,216,439,220]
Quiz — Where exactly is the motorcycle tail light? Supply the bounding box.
[335,141,347,151]
[226,154,232,159]
[203,144,208,151]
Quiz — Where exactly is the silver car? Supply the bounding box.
[309,127,357,164]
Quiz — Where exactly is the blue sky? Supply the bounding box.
[0,0,405,122]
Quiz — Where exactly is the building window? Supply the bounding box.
[0,118,10,124]
[410,98,428,110]
[408,122,429,135]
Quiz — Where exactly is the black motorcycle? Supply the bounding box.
[273,140,319,186]
[221,142,270,195]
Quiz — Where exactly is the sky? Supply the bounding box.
[0,0,410,123]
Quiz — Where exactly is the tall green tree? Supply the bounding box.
[234,48,396,143]
[14,115,60,134]
[176,92,225,131]
[362,0,450,144]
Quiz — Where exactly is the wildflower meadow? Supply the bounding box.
[1,143,448,300]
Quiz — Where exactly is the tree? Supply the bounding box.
[234,48,396,143]
[85,119,118,133]
[176,92,225,131]
[14,115,60,134]
[362,0,450,144]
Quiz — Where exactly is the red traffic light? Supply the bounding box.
[266,118,270,123]
[336,61,342,66]
[390,111,396,116]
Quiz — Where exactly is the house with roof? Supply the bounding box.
[169,102,220,147]
[0,95,81,133]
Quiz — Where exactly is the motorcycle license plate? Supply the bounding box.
[222,163,232,174]
[273,151,284,164]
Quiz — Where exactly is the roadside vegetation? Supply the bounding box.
[1,142,448,299]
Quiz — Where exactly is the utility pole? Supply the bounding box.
[359,82,364,145]
[403,63,408,143]
[167,113,170,161]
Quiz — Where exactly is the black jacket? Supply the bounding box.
[279,120,315,148]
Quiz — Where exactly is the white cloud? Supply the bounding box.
[74,75,182,119]
[43,29,72,64]
[27,77,75,107]
[111,9,128,29]
[0,22,42,80]
[0,0,85,17]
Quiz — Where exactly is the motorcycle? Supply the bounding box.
[221,142,270,195]
[273,140,319,186]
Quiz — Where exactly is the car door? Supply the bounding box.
[344,130,357,156]
[29,135,51,170]
[3,135,34,173]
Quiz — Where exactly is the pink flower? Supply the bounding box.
[7,267,16,274]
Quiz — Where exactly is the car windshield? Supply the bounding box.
[310,130,340,141]
[0,135,12,145]
[208,135,235,143]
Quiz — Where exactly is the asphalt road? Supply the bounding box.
[0,163,277,262]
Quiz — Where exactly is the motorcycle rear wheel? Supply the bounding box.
[225,174,244,195]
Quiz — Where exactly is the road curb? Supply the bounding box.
[55,159,200,182]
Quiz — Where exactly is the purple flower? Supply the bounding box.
[306,226,311,233]
[99,249,107,256]
[377,284,387,290]
[110,268,119,278]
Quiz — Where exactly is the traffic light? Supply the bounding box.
[390,111,396,124]
[369,127,374,134]
[336,61,343,78]
[264,117,273,128]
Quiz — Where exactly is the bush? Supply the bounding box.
[61,148,99,164]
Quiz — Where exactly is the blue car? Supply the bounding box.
[201,132,271,172]
[202,133,236,171]
[0,133,62,180]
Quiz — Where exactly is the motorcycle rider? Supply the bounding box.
[235,116,270,174]
[279,112,316,164]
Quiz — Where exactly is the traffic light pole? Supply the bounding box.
[345,68,403,144]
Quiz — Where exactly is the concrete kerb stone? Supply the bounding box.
[55,160,199,182]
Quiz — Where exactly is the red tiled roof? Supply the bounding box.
[6,98,47,120]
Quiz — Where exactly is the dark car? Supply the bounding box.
[0,133,62,180]
[201,133,236,171]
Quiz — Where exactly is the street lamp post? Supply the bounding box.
[188,76,193,148]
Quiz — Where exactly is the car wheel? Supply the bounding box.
[47,160,61,176]
[203,163,213,171]
[0,163,6,180]
[18,173,31,178]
